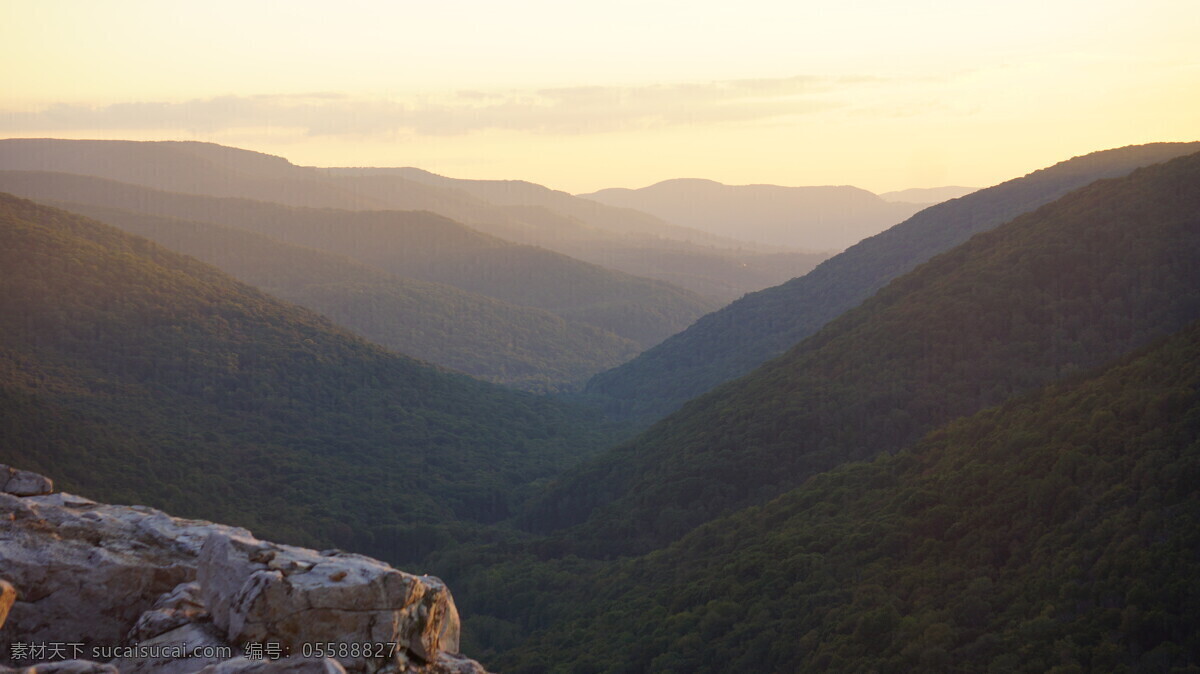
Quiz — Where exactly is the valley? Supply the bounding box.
[1,139,1197,673]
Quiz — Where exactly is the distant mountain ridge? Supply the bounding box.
[322,166,835,301]
[879,185,978,203]
[325,167,766,248]
[0,139,830,302]
[0,138,377,208]
[0,170,716,350]
[583,142,1200,423]
[580,178,926,250]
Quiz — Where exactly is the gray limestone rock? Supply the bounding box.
[0,466,53,497]
[107,622,232,674]
[0,492,247,650]
[422,654,489,674]
[198,534,462,673]
[126,582,209,643]
[0,467,490,674]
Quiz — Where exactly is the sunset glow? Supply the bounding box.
[2,0,1197,193]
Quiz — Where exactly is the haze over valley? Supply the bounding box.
[1,2,1198,672]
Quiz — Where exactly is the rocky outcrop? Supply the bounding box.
[0,465,53,497]
[0,490,211,649]
[0,467,488,674]
[198,534,460,672]
[126,583,210,645]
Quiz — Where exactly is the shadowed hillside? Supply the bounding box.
[41,200,641,391]
[0,192,618,564]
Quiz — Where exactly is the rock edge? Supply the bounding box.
[0,465,487,674]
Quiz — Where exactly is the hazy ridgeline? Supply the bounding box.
[0,139,831,303]
[0,170,716,349]
[581,178,927,250]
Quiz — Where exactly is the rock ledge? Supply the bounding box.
[0,465,487,674]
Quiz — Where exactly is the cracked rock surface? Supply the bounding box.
[199,533,463,672]
[0,467,488,674]
[0,465,54,497]
[0,490,241,649]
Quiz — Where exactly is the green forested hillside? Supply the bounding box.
[33,201,640,391]
[525,150,1200,556]
[0,192,616,562]
[0,170,717,348]
[584,142,1200,423]
[469,318,1200,672]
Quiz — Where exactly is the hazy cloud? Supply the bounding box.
[0,75,884,137]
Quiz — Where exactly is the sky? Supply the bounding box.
[1,0,1198,194]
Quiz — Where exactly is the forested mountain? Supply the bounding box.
[0,192,618,563]
[38,200,640,391]
[581,178,925,250]
[0,139,830,302]
[0,170,717,349]
[524,150,1200,556]
[585,142,1200,423]
[469,317,1200,672]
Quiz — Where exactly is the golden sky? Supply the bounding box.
[2,0,1197,193]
